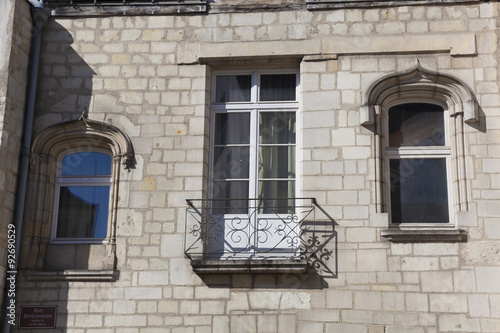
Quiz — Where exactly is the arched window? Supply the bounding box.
[385,102,451,224]
[362,65,476,242]
[22,117,133,275]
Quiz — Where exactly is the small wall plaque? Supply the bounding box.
[19,306,57,329]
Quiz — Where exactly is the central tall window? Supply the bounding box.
[210,70,299,258]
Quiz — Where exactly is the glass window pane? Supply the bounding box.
[215,75,251,103]
[259,112,296,144]
[212,181,249,214]
[260,74,296,101]
[259,146,295,179]
[390,158,449,223]
[389,103,445,147]
[56,186,110,238]
[258,180,295,214]
[214,113,250,145]
[214,147,249,179]
[62,152,112,176]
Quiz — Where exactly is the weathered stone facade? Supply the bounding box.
[1,0,499,332]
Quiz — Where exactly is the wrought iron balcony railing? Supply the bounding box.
[185,198,335,274]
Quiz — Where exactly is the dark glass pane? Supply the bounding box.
[259,112,296,144]
[215,75,251,103]
[213,147,249,179]
[390,158,449,223]
[56,186,110,238]
[214,113,250,145]
[259,146,295,179]
[389,103,445,147]
[62,152,111,176]
[260,74,296,101]
[258,180,295,214]
[212,181,249,214]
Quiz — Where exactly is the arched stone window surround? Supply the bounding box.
[22,117,133,276]
[361,65,477,241]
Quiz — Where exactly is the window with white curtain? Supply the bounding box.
[52,150,112,242]
[210,70,299,257]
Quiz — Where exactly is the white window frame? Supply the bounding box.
[384,99,454,227]
[209,69,300,258]
[50,148,113,244]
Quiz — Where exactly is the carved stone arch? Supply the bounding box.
[361,65,477,219]
[360,64,479,125]
[22,117,133,277]
[31,117,134,169]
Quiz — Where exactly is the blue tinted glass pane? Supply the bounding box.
[390,158,449,223]
[56,186,110,238]
[62,152,112,176]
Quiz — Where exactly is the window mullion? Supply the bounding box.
[249,108,259,201]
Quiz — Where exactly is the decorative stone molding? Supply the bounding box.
[362,64,476,241]
[361,64,479,126]
[32,116,134,169]
[21,117,133,272]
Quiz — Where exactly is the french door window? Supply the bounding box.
[210,70,299,257]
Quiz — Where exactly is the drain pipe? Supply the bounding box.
[2,0,50,331]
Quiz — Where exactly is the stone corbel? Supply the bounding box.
[360,104,380,126]
[463,99,479,123]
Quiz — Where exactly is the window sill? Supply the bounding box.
[190,258,308,274]
[381,227,467,243]
[22,270,119,282]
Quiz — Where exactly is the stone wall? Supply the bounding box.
[0,0,32,308]
[14,2,500,332]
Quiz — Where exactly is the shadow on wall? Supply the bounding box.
[33,20,95,136]
[16,21,97,332]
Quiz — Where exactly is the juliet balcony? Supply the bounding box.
[185,198,335,274]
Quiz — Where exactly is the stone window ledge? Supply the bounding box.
[190,259,308,274]
[381,228,467,243]
[22,270,119,282]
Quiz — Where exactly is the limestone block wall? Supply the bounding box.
[0,0,32,306]
[14,2,500,332]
